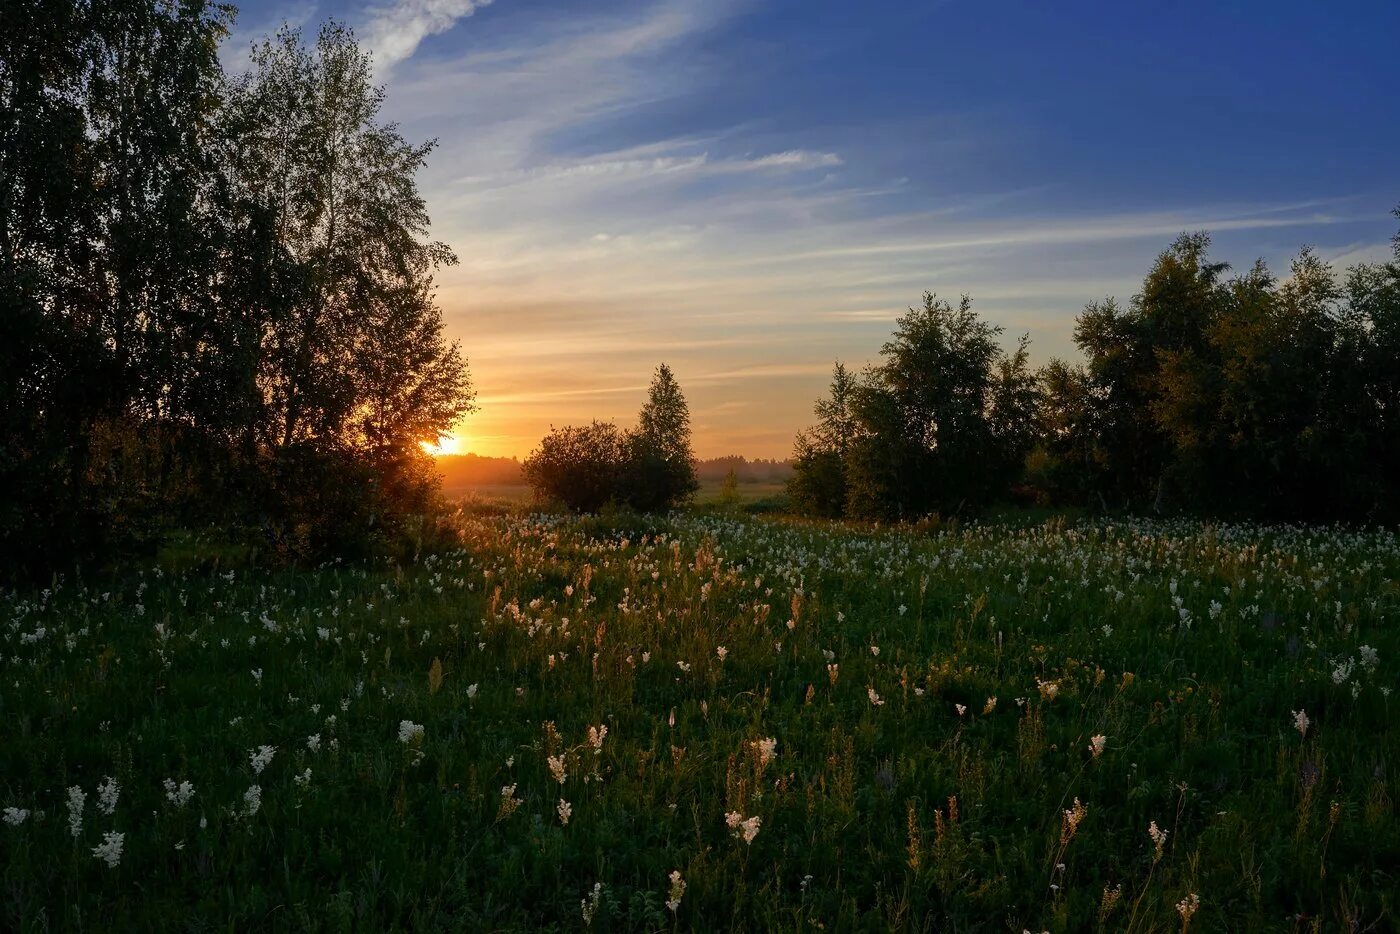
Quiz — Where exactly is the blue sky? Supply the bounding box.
[229,0,1400,457]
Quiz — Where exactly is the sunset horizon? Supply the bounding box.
[215,0,1399,462]
[7,1,1400,928]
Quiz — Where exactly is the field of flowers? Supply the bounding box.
[3,510,1398,931]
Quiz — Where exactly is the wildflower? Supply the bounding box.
[1175,893,1200,926]
[827,663,839,686]
[97,776,120,815]
[955,703,967,716]
[251,668,263,684]
[870,645,880,657]
[1060,798,1087,844]
[3,807,29,826]
[398,720,425,745]
[306,733,321,753]
[868,687,885,707]
[581,882,603,924]
[753,737,778,769]
[725,811,762,844]
[983,696,998,714]
[249,745,276,775]
[716,645,728,662]
[587,725,608,752]
[1291,709,1309,739]
[496,784,523,821]
[91,830,124,868]
[466,683,479,700]
[163,779,195,809]
[1098,884,1123,922]
[242,785,262,818]
[665,870,686,913]
[66,786,85,838]
[1089,734,1107,758]
[547,755,567,785]
[294,768,312,788]
[1148,820,1168,859]
[557,798,572,825]
[1037,679,1059,701]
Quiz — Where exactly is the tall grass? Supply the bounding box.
[2,511,1395,930]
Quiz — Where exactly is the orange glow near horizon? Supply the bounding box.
[421,434,465,456]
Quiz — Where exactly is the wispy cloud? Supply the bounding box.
[353,0,1392,458]
[363,0,493,72]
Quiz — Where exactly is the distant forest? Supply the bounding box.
[437,454,791,489]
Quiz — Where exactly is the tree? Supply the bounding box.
[788,363,859,517]
[845,293,1026,519]
[718,466,741,507]
[218,23,474,554]
[522,422,628,512]
[0,0,232,574]
[623,363,698,511]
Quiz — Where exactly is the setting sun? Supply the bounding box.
[421,434,464,456]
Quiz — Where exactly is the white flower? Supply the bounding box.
[1291,709,1309,739]
[868,687,885,707]
[869,645,880,657]
[163,779,195,809]
[295,768,312,788]
[725,811,762,844]
[242,784,262,818]
[3,807,29,826]
[556,798,572,825]
[91,830,124,868]
[1089,734,1107,758]
[715,646,728,662]
[581,882,603,924]
[306,734,321,753]
[547,755,567,785]
[955,703,967,716]
[97,776,120,815]
[753,737,778,769]
[665,870,686,912]
[1148,820,1168,857]
[66,786,85,838]
[249,745,277,775]
[398,720,425,744]
[587,725,608,752]
[466,683,479,700]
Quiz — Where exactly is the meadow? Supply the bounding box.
[2,510,1397,931]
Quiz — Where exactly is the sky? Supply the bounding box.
[228,0,1400,459]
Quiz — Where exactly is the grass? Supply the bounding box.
[2,510,1397,930]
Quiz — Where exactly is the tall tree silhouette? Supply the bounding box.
[625,363,699,511]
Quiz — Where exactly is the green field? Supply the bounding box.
[3,511,1397,930]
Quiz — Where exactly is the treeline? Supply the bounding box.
[436,454,525,489]
[1,5,471,576]
[523,365,700,512]
[697,457,793,484]
[791,222,1400,523]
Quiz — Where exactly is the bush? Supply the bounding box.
[521,422,628,512]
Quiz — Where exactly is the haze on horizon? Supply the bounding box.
[229,0,1400,460]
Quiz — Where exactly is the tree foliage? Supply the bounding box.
[523,364,698,513]
[792,218,1400,523]
[0,8,472,575]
